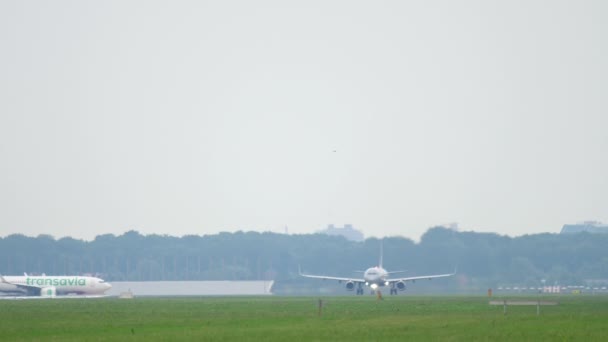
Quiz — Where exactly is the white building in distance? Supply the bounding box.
[318,224,365,242]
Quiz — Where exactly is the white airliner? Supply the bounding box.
[0,273,112,298]
[300,243,455,295]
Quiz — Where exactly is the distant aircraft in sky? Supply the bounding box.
[299,242,455,295]
[0,273,111,298]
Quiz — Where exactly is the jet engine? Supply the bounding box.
[40,286,57,297]
[396,281,406,291]
[345,281,355,291]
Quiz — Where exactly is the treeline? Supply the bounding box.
[1,227,607,287]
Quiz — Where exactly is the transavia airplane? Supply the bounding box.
[0,273,112,298]
[299,243,455,295]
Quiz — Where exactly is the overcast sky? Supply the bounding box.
[1,0,606,241]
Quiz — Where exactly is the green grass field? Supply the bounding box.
[1,295,607,341]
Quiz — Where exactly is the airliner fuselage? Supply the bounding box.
[363,266,388,288]
[0,275,111,297]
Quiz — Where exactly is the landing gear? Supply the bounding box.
[390,284,398,295]
[356,284,364,295]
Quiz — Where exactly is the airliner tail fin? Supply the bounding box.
[379,240,384,268]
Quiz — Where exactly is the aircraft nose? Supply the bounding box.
[105,282,112,290]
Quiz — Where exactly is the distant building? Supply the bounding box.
[560,221,608,234]
[441,222,459,231]
[318,224,364,242]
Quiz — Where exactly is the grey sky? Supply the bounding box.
[1,1,606,241]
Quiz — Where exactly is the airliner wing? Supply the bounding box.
[0,275,50,295]
[0,295,110,300]
[0,276,37,290]
[386,270,408,274]
[298,267,364,283]
[300,273,365,283]
[387,270,455,283]
[1,281,43,295]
